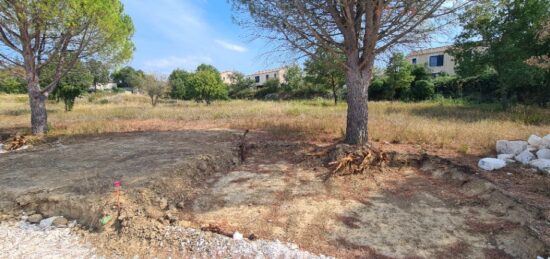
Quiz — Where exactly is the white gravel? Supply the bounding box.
[0,221,331,258]
[0,221,98,259]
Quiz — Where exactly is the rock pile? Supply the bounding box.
[479,134,550,174]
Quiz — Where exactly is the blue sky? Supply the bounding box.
[121,0,457,75]
[121,0,280,75]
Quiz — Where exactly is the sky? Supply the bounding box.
[121,0,457,75]
[121,0,280,75]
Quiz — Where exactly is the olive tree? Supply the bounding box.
[231,0,466,144]
[139,74,168,107]
[0,0,134,134]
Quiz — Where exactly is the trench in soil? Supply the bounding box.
[0,130,549,258]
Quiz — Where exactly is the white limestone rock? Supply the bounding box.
[233,231,243,240]
[496,140,527,155]
[536,149,550,159]
[542,134,550,148]
[527,135,543,147]
[497,154,515,163]
[478,158,506,171]
[515,150,535,165]
[529,159,550,174]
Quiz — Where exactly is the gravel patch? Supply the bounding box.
[0,221,98,259]
[0,221,331,258]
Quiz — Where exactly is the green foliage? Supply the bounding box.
[187,68,228,104]
[283,65,303,91]
[86,60,110,90]
[111,66,144,89]
[386,53,414,100]
[369,77,393,100]
[452,0,550,106]
[411,80,435,100]
[0,69,26,94]
[43,60,93,111]
[255,79,280,99]
[411,65,430,81]
[140,74,168,106]
[169,69,192,100]
[303,49,346,104]
[228,72,256,99]
[196,64,220,74]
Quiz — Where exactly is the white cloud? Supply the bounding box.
[143,56,213,71]
[215,39,247,53]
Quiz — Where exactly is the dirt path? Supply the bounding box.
[0,130,549,258]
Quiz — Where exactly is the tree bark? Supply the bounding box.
[28,80,48,134]
[331,75,338,105]
[344,54,373,145]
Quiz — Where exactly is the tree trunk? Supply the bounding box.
[28,81,48,134]
[344,61,372,145]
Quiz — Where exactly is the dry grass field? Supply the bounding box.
[1,93,549,154]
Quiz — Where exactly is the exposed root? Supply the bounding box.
[7,135,27,151]
[324,144,388,180]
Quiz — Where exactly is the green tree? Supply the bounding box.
[42,59,93,111]
[169,69,192,100]
[411,80,435,101]
[411,65,430,82]
[304,49,346,104]
[283,65,303,92]
[196,64,220,74]
[228,72,256,99]
[0,68,26,94]
[112,66,144,90]
[139,74,168,106]
[452,0,550,105]
[0,0,134,134]
[86,60,111,91]
[187,69,228,104]
[386,53,414,100]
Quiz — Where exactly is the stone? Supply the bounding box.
[528,135,543,147]
[478,158,506,171]
[497,154,515,162]
[515,150,535,165]
[527,145,538,152]
[542,134,550,148]
[39,216,57,228]
[0,144,5,154]
[536,149,550,159]
[529,159,550,173]
[27,214,43,223]
[233,231,243,240]
[496,140,527,155]
[52,216,68,227]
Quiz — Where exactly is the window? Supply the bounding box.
[429,55,444,67]
[255,76,260,83]
[412,58,417,65]
[266,74,269,80]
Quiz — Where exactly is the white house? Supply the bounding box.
[406,46,456,76]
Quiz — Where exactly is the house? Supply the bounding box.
[88,82,117,92]
[406,46,456,76]
[245,67,288,86]
[220,71,236,85]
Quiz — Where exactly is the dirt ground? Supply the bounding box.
[0,130,549,258]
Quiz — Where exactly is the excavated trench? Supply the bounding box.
[0,130,549,258]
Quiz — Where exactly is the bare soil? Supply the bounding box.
[0,130,549,258]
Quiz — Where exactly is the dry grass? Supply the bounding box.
[1,93,549,154]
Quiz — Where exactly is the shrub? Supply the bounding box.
[411,80,435,100]
[369,78,394,100]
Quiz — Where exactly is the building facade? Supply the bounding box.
[220,71,236,85]
[406,46,456,76]
[245,67,288,86]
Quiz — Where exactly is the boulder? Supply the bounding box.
[529,159,550,173]
[39,216,57,228]
[478,158,506,171]
[528,135,543,147]
[542,134,550,148]
[515,150,535,165]
[27,213,43,223]
[527,145,538,152]
[496,140,527,155]
[536,149,550,159]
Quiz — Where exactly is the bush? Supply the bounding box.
[369,78,394,100]
[411,80,435,100]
